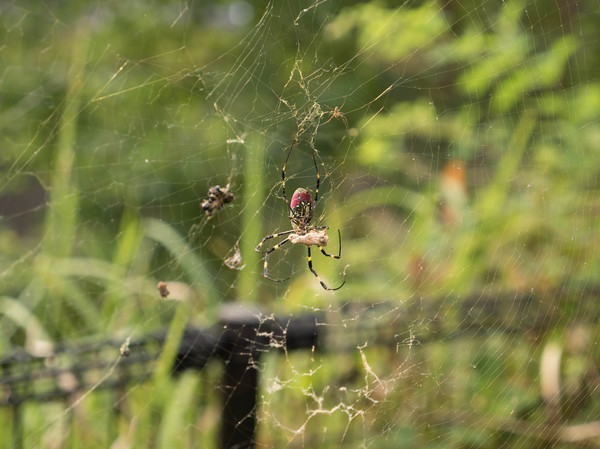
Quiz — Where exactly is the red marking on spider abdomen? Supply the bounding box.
[291,188,313,209]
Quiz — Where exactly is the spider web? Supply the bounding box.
[1,0,599,448]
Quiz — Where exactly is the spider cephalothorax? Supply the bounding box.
[255,139,345,291]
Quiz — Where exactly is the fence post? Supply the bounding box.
[218,305,264,449]
[214,306,322,449]
[221,351,259,449]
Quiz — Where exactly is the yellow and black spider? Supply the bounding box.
[255,139,345,291]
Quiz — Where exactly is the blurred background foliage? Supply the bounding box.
[1,0,600,447]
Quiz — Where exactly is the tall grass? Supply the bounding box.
[237,135,266,302]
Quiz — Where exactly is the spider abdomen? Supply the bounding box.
[290,187,314,228]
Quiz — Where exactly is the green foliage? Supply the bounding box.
[327,2,449,61]
[1,0,599,448]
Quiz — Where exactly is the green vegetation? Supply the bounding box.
[1,0,599,447]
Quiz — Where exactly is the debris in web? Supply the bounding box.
[224,243,245,270]
[119,338,131,357]
[157,281,170,298]
[289,229,329,247]
[201,183,234,217]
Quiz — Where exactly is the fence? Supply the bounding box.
[1,289,597,448]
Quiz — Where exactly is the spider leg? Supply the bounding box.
[307,246,345,291]
[311,149,320,205]
[282,139,297,212]
[319,229,342,259]
[321,115,334,126]
[263,237,292,282]
[340,113,349,129]
[255,230,295,253]
[282,137,320,206]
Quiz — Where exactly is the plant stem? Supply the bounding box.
[238,135,266,302]
[43,24,88,258]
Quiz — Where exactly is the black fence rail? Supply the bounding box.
[1,289,598,448]
[1,305,322,449]
[175,306,323,449]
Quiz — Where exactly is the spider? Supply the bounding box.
[255,139,345,291]
[321,101,348,129]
